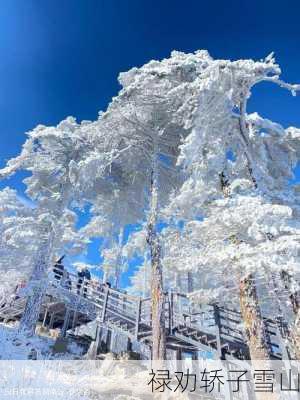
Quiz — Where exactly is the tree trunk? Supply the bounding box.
[18,225,54,336]
[239,273,270,359]
[222,172,269,360]
[149,234,166,360]
[147,161,166,360]
[292,315,300,359]
[280,270,300,359]
[240,274,279,400]
[221,171,277,398]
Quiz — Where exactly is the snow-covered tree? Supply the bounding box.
[0,117,111,334]
[82,51,300,359]
[78,51,217,359]
[1,49,299,363]
[162,52,300,359]
[0,187,89,330]
[128,261,151,298]
[84,188,142,288]
[0,188,36,295]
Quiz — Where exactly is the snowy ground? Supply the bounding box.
[0,323,83,360]
[0,326,291,400]
[0,324,185,399]
[0,358,190,400]
[1,324,288,400]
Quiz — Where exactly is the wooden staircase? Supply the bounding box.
[0,267,290,360]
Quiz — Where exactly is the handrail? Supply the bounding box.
[48,266,287,360]
[51,267,139,304]
[0,270,289,362]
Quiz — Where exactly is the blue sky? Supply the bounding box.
[0,0,300,286]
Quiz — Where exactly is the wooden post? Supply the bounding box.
[101,286,109,323]
[42,308,48,328]
[169,291,174,333]
[49,312,56,329]
[94,323,102,355]
[61,308,71,337]
[167,292,171,334]
[176,348,182,361]
[106,329,112,352]
[213,305,223,360]
[135,297,141,339]
[127,338,133,352]
[175,347,182,371]
[71,310,78,332]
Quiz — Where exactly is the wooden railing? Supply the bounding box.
[50,267,141,336]
[0,267,286,359]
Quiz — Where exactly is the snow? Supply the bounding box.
[0,49,300,362]
[0,324,84,360]
[0,324,53,360]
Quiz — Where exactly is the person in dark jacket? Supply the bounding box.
[77,265,91,297]
[53,255,65,282]
[85,269,91,281]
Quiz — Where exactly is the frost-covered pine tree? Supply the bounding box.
[0,188,37,296]
[148,49,299,358]
[81,51,300,359]
[79,51,215,359]
[1,49,299,362]
[0,186,88,331]
[81,188,144,288]
[0,117,111,335]
[171,190,300,358]
[164,52,300,359]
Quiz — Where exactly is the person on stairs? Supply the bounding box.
[53,255,65,282]
[76,265,91,297]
